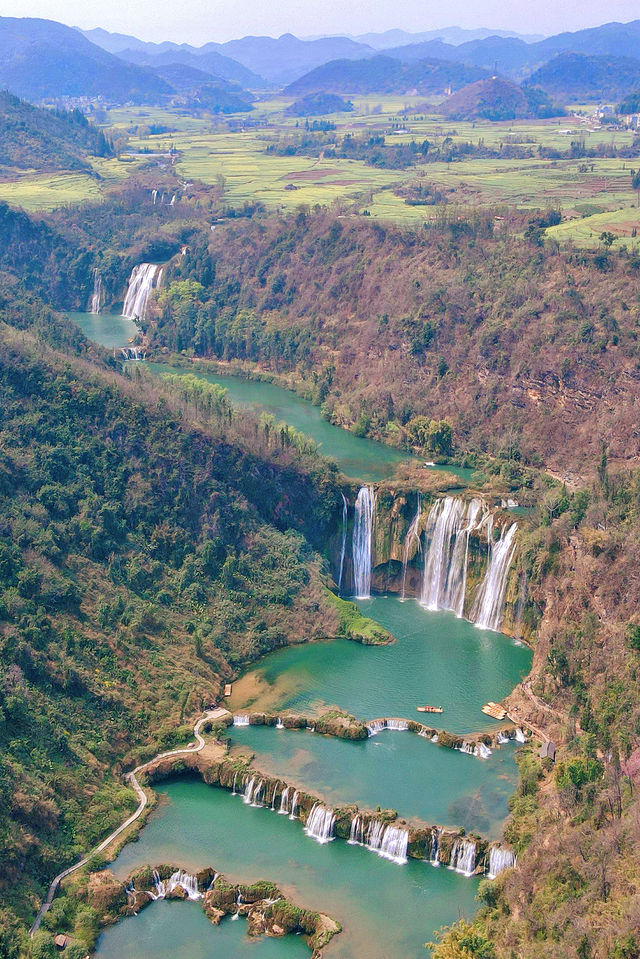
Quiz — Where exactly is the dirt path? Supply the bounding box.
[30,708,230,935]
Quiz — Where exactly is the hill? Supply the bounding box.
[528,52,640,102]
[286,92,353,116]
[183,81,254,114]
[439,76,562,120]
[116,45,262,89]
[0,310,346,949]
[286,55,488,96]
[0,90,112,173]
[0,17,172,103]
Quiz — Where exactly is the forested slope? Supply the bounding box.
[149,211,640,477]
[0,324,348,955]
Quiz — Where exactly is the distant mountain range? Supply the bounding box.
[382,19,640,80]
[3,16,640,106]
[82,29,375,86]
[0,17,172,102]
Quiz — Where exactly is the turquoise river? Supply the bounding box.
[73,312,531,959]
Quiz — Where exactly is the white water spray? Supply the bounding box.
[122,263,163,321]
[472,522,518,631]
[304,803,335,844]
[352,486,375,599]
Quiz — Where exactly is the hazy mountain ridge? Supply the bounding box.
[0,17,173,103]
[285,55,489,96]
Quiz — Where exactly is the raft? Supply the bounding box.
[481,702,507,720]
[417,705,444,714]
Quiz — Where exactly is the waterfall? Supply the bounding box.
[337,493,348,594]
[348,815,365,845]
[152,189,158,204]
[352,486,375,599]
[450,839,477,877]
[121,347,144,361]
[270,783,278,810]
[276,717,284,729]
[231,771,239,795]
[233,715,250,726]
[497,731,510,745]
[429,828,440,866]
[304,803,336,844]
[515,728,526,743]
[487,845,516,879]
[152,869,165,898]
[459,742,475,756]
[401,494,422,600]
[278,786,290,815]
[421,497,485,613]
[366,719,387,736]
[477,742,493,759]
[89,269,102,314]
[122,263,163,321]
[243,777,264,806]
[166,871,201,900]
[472,522,518,631]
[289,790,299,820]
[366,821,409,865]
[385,719,408,731]
[445,498,484,616]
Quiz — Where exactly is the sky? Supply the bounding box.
[2,0,640,44]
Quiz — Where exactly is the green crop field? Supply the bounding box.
[0,171,104,210]
[1,95,637,243]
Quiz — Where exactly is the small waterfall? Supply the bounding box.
[278,786,290,815]
[122,263,163,321]
[497,732,510,745]
[243,777,264,807]
[89,269,103,314]
[477,742,492,759]
[352,486,375,599]
[366,719,387,736]
[401,494,422,600]
[449,839,477,877]
[385,719,408,731]
[121,347,145,361]
[304,803,336,844]
[289,790,299,820]
[270,783,278,810]
[515,728,526,743]
[166,870,201,900]
[459,742,475,755]
[233,715,250,726]
[170,194,176,206]
[152,189,158,204]
[366,821,409,864]
[231,771,239,795]
[487,845,516,879]
[348,815,365,845]
[472,522,518,631]
[337,493,348,594]
[429,828,440,866]
[276,718,284,729]
[152,869,165,898]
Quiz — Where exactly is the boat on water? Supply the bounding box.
[417,705,444,714]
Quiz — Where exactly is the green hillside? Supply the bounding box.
[0,91,112,173]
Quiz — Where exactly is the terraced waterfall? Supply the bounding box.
[68,326,529,959]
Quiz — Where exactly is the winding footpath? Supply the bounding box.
[30,708,228,935]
